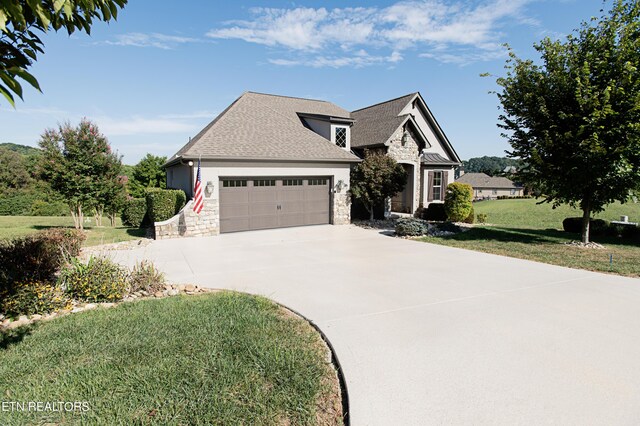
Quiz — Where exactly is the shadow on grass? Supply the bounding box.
[31,224,70,231]
[126,228,148,238]
[441,226,639,248]
[31,224,149,238]
[438,226,563,244]
[0,324,34,350]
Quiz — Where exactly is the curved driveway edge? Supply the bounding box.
[107,225,640,425]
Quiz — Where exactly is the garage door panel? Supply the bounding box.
[250,215,279,230]
[220,204,250,218]
[279,190,305,202]
[249,201,278,216]
[219,177,331,233]
[305,213,329,225]
[279,212,306,227]
[251,190,278,203]
[220,217,250,233]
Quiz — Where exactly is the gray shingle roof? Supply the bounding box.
[456,173,522,189]
[422,153,459,165]
[169,92,359,163]
[350,93,416,148]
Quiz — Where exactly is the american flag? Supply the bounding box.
[193,158,203,214]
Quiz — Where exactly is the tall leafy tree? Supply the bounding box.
[128,153,167,198]
[38,119,124,230]
[492,0,640,243]
[0,0,127,106]
[0,146,32,192]
[350,151,407,220]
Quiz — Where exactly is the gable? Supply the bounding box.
[399,94,461,164]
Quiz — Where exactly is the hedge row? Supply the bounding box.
[120,189,187,228]
[496,195,533,200]
[121,198,147,227]
[145,188,186,223]
[562,217,640,240]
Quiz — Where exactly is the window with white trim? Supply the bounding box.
[433,171,443,201]
[334,127,347,148]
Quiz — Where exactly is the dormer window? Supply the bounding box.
[335,126,347,148]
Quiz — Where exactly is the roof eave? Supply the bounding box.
[165,155,361,164]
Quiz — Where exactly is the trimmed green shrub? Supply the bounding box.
[444,182,473,222]
[0,228,85,297]
[121,197,147,227]
[30,200,69,216]
[61,257,128,302]
[424,202,447,221]
[395,218,429,236]
[562,217,609,236]
[464,205,475,224]
[607,223,640,240]
[477,213,488,223]
[621,224,640,240]
[496,195,532,200]
[145,188,187,223]
[1,281,70,317]
[128,260,166,293]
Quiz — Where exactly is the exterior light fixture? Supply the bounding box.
[335,180,347,193]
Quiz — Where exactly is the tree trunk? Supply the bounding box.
[77,204,84,231]
[95,205,103,227]
[108,211,117,227]
[70,208,79,229]
[581,203,591,244]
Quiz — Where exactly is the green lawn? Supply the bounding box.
[473,198,640,228]
[419,199,640,277]
[0,216,146,247]
[0,292,341,425]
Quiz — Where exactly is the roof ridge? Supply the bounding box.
[351,92,417,113]
[246,91,333,104]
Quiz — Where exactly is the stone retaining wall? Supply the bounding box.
[154,199,219,239]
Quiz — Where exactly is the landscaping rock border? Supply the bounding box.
[0,283,218,331]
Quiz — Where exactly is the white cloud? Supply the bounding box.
[206,0,537,67]
[104,33,200,49]
[5,106,214,136]
[207,7,377,51]
[269,50,402,68]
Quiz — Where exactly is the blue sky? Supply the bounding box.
[0,0,607,164]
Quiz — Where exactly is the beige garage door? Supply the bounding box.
[219,177,331,233]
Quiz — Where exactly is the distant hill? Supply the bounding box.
[0,143,41,156]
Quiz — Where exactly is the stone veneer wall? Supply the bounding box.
[154,199,219,239]
[333,192,351,225]
[386,127,422,212]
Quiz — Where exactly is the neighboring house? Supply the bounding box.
[161,91,460,238]
[351,93,461,214]
[456,172,523,200]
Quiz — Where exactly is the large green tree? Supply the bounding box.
[350,151,407,221]
[0,0,127,106]
[492,0,640,243]
[128,153,167,198]
[38,119,125,229]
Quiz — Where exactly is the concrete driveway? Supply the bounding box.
[108,225,640,425]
